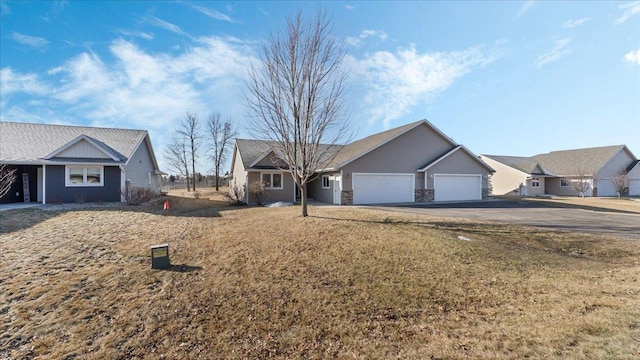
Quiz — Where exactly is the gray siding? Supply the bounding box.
[341,124,452,191]
[124,138,158,190]
[425,150,491,189]
[247,171,295,204]
[308,172,339,203]
[46,165,121,203]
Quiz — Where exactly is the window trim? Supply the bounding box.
[322,175,330,189]
[260,172,283,190]
[65,165,104,187]
[531,177,540,188]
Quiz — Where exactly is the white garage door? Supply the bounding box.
[352,173,414,204]
[596,180,617,197]
[434,174,482,202]
[630,179,640,196]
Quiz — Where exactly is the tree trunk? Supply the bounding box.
[301,182,308,217]
[215,169,220,191]
[192,161,196,192]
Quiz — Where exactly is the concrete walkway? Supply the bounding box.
[0,202,42,211]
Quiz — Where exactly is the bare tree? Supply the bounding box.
[563,169,595,198]
[0,164,17,199]
[207,113,236,191]
[610,171,629,199]
[164,135,191,191]
[245,10,350,217]
[178,112,201,191]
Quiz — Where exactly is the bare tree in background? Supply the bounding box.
[610,170,629,199]
[0,164,17,199]
[563,169,595,198]
[207,113,236,191]
[178,112,201,192]
[164,135,191,191]
[246,10,350,217]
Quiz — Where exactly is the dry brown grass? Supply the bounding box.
[1,192,640,359]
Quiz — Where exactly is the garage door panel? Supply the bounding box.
[630,179,640,196]
[353,173,414,204]
[434,174,481,202]
[596,180,617,197]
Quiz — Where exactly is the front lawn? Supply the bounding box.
[1,195,639,359]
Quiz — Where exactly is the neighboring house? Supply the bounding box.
[481,145,640,197]
[230,119,494,205]
[0,122,165,204]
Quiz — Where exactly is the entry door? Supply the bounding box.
[333,175,341,204]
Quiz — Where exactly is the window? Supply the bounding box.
[322,175,330,189]
[531,177,540,188]
[66,166,104,187]
[261,172,283,189]
[560,179,570,187]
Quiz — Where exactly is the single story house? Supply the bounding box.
[0,121,165,204]
[480,145,640,197]
[230,119,495,205]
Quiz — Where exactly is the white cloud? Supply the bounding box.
[624,49,640,64]
[536,38,571,68]
[563,17,590,29]
[189,4,237,23]
[514,1,535,20]
[0,68,50,98]
[146,15,187,36]
[346,29,388,47]
[347,45,499,128]
[615,1,640,24]
[345,5,355,11]
[115,29,154,41]
[3,38,255,172]
[10,32,49,49]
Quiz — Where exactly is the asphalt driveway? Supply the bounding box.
[369,200,640,240]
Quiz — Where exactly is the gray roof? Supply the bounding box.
[484,145,630,177]
[532,145,627,176]
[233,119,489,173]
[234,139,282,169]
[0,121,148,164]
[482,155,553,175]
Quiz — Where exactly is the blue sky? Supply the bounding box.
[1,1,639,174]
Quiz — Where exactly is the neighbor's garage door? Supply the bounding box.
[352,173,414,204]
[630,179,640,196]
[434,174,482,202]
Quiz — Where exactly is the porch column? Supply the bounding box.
[42,164,46,205]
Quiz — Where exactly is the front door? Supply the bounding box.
[333,175,341,205]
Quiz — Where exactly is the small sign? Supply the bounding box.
[22,173,30,203]
[151,244,170,269]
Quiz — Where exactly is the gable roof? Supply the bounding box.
[419,145,495,172]
[322,119,457,170]
[483,145,632,178]
[481,155,554,176]
[44,134,123,161]
[626,160,640,173]
[531,145,627,177]
[233,139,282,169]
[0,122,157,168]
[233,119,494,173]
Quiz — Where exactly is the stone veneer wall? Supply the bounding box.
[482,188,490,199]
[414,189,435,202]
[341,190,353,205]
